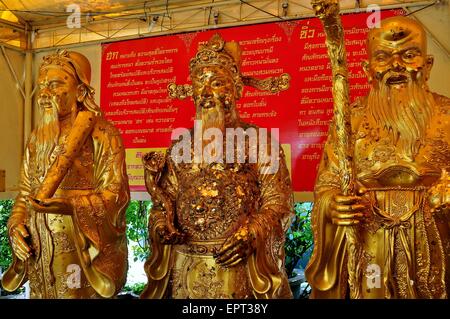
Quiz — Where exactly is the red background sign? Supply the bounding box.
[101,9,403,193]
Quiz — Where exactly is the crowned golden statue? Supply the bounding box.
[1,50,130,298]
[140,34,294,299]
[306,6,450,299]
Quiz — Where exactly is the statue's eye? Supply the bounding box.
[211,80,223,88]
[49,82,59,90]
[375,53,388,62]
[403,50,419,60]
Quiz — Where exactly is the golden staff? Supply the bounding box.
[311,0,362,298]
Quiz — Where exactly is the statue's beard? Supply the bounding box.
[196,98,226,134]
[193,97,227,164]
[367,73,435,160]
[34,99,60,179]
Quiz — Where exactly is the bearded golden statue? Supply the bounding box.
[1,50,130,298]
[141,34,294,299]
[306,15,450,298]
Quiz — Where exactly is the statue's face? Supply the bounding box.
[37,66,78,119]
[192,65,236,115]
[365,18,431,89]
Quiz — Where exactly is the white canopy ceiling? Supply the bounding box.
[0,0,443,50]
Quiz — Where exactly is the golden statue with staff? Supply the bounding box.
[306,1,450,298]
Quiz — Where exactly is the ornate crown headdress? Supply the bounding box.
[189,33,242,83]
[168,33,290,99]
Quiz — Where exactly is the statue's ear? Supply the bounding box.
[77,84,87,103]
[362,60,372,82]
[424,55,434,81]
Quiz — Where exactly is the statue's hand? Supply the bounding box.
[10,223,32,261]
[156,224,186,245]
[330,189,369,226]
[214,225,256,268]
[428,169,450,216]
[27,196,73,215]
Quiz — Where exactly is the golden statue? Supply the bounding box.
[1,50,130,299]
[306,4,450,299]
[141,34,294,299]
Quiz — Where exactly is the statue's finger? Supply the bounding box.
[216,238,239,256]
[219,253,242,267]
[332,211,364,220]
[14,235,31,254]
[39,198,52,206]
[332,218,360,226]
[334,203,366,212]
[27,199,41,211]
[216,244,240,263]
[12,242,29,261]
[216,248,235,263]
[14,248,27,261]
[334,195,359,204]
[16,224,29,238]
[222,257,244,268]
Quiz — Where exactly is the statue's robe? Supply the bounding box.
[1,117,130,298]
[141,123,294,299]
[306,93,450,298]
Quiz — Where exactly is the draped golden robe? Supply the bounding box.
[141,124,294,299]
[1,117,129,298]
[306,93,450,298]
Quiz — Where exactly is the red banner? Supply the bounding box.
[101,9,403,193]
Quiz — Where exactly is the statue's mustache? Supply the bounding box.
[38,95,59,111]
[196,96,216,109]
[379,70,413,85]
[199,102,225,130]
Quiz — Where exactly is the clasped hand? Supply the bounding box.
[10,197,73,261]
[10,223,32,261]
[330,188,369,226]
[214,224,256,268]
[26,196,73,215]
[156,223,186,245]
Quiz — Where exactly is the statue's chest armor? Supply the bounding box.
[175,163,260,240]
[353,116,449,188]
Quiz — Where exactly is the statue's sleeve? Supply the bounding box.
[69,121,130,298]
[159,148,179,203]
[1,142,32,291]
[8,143,32,233]
[304,120,348,298]
[247,135,294,298]
[141,147,178,299]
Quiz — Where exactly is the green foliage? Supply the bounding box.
[0,200,13,272]
[123,282,146,295]
[126,200,152,262]
[285,202,314,278]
